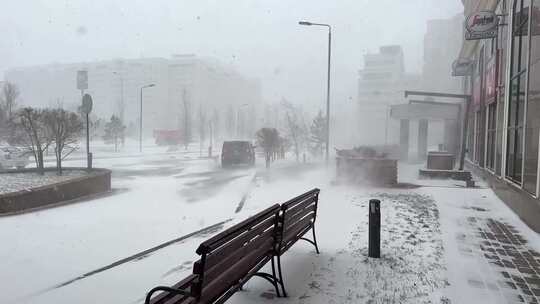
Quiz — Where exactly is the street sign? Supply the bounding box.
[465,11,499,40]
[77,70,88,90]
[81,93,93,114]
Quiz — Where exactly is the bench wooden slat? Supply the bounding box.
[198,244,273,303]
[208,255,272,304]
[281,225,312,253]
[281,189,319,209]
[284,199,315,220]
[283,194,315,214]
[202,232,274,286]
[284,205,316,227]
[203,216,275,270]
[197,204,280,255]
[283,216,313,243]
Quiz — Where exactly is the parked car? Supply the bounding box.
[0,146,31,170]
[221,141,255,168]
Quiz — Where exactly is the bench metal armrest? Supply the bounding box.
[145,286,192,304]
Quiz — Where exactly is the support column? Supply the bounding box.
[400,119,410,161]
[418,119,428,160]
[444,119,458,154]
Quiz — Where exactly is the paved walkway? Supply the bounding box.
[419,175,540,304]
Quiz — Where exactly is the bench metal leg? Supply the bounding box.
[145,286,191,304]
[252,272,281,298]
[299,225,320,254]
[276,255,288,297]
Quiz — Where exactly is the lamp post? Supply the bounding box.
[299,20,332,164]
[112,71,125,124]
[140,83,155,152]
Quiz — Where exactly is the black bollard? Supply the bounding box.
[368,199,381,258]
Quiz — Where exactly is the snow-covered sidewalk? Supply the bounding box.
[230,164,540,303]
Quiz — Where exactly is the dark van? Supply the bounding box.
[221,141,255,167]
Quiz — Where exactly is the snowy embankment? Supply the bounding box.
[0,170,90,195]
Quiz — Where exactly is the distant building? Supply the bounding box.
[357,45,420,145]
[358,45,405,107]
[422,15,464,93]
[4,55,262,138]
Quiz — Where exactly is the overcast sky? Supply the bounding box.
[1,0,463,109]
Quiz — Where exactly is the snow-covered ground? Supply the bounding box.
[0,143,256,304]
[3,154,540,304]
[0,170,91,195]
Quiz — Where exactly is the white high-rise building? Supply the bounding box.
[357,45,420,145]
[4,55,262,138]
[423,15,463,93]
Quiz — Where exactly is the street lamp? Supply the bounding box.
[112,71,125,124]
[299,20,332,164]
[140,83,156,152]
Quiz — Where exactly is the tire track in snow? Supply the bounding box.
[21,219,231,301]
[234,171,258,213]
[22,167,259,301]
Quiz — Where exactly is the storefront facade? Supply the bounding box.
[458,0,540,230]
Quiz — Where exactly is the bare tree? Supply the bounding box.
[282,101,308,162]
[309,110,327,157]
[103,115,125,152]
[9,108,52,174]
[256,127,280,168]
[198,106,207,156]
[1,82,20,122]
[76,105,102,142]
[43,109,83,174]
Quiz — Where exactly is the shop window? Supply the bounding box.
[496,96,504,175]
[523,0,540,194]
[495,0,507,176]
[507,0,529,183]
[475,47,486,167]
[487,103,497,170]
[524,64,540,193]
[467,111,474,160]
[475,110,486,166]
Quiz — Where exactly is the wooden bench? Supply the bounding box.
[145,204,282,304]
[145,188,321,303]
[274,188,320,296]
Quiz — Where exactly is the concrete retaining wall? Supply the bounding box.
[336,157,397,186]
[0,168,111,214]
